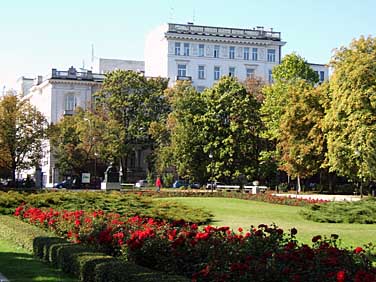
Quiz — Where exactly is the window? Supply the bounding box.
[177,64,187,77]
[214,45,220,58]
[244,47,250,60]
[320,71,325,82]
[267,49,276,62]
[183,43,190,56]
[246,68,255,78]
[229,67,235,77]
[65,95,76,111]
[214,66,220,80]
[199,44,205,57]
[175,42,181,55]
[229,46,235,59]
[268,70,273,83]
[198,65,205,79]
[252,48,258,61]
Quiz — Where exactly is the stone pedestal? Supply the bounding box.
[101,163,121,191]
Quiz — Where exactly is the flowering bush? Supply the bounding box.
[14,205,376,282]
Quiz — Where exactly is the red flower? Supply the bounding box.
[337,270,345,282]
[312,235,322,243]
[354,247,363,254]
[238,227,243,233]
[290,228,298,235]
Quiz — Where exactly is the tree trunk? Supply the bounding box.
[297,175,301,194]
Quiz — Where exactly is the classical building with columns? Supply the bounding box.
[145,23,286,91]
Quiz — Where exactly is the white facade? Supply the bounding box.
[24,67,104,187]
[145,23,286,90]
[308,63,329,83]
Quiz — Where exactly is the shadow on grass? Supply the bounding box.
[0,251,77,282]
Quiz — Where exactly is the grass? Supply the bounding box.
[0,239,77,282]
[159,197,376,248]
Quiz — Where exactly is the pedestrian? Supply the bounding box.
[155,176,162,192]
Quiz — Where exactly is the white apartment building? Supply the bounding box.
[308,63,329,83]
[22,67,104,187]
[145,23,286,90]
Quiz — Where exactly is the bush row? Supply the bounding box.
[0,215,189,282]
[15,206,376,282]
[0,190,212,223]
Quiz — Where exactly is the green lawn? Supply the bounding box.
[159,197,376,248]
[0,239,77,282]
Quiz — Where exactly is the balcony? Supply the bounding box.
[168,23,281,41]
[63,110,74,116]
[176,76,192,81]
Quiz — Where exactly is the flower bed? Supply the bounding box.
[15,205,376,282]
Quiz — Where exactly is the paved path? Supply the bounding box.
[273,193,362,202]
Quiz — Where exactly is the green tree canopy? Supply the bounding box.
[200,76,262,183]
[0,94,48,181]
[96,70,169,180]
[325,36,376,182]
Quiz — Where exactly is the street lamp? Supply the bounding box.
[209,151,213,192]
[355,149,363,198]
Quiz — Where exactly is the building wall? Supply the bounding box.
[309,63,329,83]
[145,23,285,89]
[93,58,145,74]
[144,24,169,78]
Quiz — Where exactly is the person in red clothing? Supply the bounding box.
[155,176,162,192]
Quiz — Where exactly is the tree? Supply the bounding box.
[96,70,169,180]
[278,81,327,192]
[200,76,262,183]
[49,108,125,180]
[160,81,207,182]
[325,36,376,194]
[260,53,320,188]
[0,94,48,182]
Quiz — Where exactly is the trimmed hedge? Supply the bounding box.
[0,215,54,252]
[0,215,189,282]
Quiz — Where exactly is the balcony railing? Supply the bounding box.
[50,67,105,82]
[168,23,281,41]
[176,75,192,81]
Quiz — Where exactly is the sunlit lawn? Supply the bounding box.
[0,239,77,282]
[159,197,376,248]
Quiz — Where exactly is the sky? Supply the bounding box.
[0,0,375,91]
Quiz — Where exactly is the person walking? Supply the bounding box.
[155,176,162,192]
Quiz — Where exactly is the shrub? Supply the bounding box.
[300,198,376,224]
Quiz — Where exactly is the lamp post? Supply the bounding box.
[209,151,213,192]
[355,149,363,198]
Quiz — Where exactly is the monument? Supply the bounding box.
[101,163,121,190]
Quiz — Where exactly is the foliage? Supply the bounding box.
[15,207,376,281]
[200,76,262,182]
[300,197,376,224]
[49,108,124,178]
[0,191,212,223]
[96,70,169,180]
[0,94,48,181]
[325,36,376,182]
[277,80,327,179]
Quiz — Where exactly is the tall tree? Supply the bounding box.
[325,36,376,192]
[278,81,327,191]
[164,81,207,182]
[200,76,262,183]
[49,108,125,179]
[96,70,169,180]
[0,94,48,182]
[260,53,320,188]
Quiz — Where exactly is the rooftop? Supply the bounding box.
[167,23,281,41]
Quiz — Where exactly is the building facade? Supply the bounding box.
[308,63,329,83]
[145,23,286,90]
